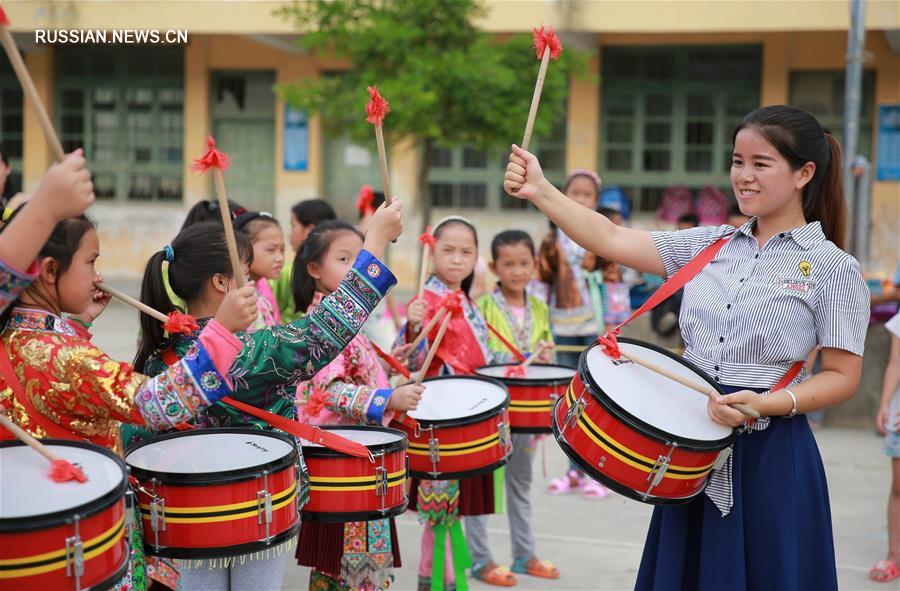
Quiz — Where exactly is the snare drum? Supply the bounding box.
[125,428,300,558]
[552,338,736,504]
[475,364,576,433]
[301,426,408,522]
[0,440,128,591]
[395,376,512,479]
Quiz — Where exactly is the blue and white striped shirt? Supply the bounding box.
[651,218,869,389]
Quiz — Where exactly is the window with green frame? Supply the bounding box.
[789,70,876,159]
[55,46,184,201]
[600,45,761,213]
[428,104,567,210]
[1,52,24,194]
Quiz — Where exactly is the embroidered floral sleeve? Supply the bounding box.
[0,259,38,313]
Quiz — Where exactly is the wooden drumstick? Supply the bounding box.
[617,350,761,419]
[96,283,167,323]
[414,313,452,386]
[518,342,550,371]
[400,307,446,361]
[0,414,87,482]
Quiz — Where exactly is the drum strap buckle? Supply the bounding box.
[564,393,587,432]
[257,471,273,543]
[65,515,84,591]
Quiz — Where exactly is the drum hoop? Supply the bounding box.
[300,425,409,457]
[578,337,736,451]
[474,363,577,387]
[412,375,510,427]
[0,439,128,532]
[301,499,409,523]
[124,427,299,486]
[550,398,702,506]
[143,521,300,559]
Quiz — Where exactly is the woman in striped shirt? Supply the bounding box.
[503,105,869,590]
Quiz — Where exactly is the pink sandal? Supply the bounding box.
[869,559,900,583]
[580,479,610,499]
[547,470,583,495]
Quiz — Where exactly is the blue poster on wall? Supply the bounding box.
[284,106,308,172]
[876,104,900,181]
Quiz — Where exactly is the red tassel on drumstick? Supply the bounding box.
[366,86,393,203]
[192,136,247,288]
[520,26,563,151]
[0,410,86,483]
[0,6,66,161]
[504,342,552,378]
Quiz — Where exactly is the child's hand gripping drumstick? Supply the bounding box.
[504,342,552,378]
[617,349,760,419]
[0,413,86,483]
[399,306,447,362]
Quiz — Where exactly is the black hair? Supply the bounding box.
[728,203,744,217]
[0,143,8,167]
[490,230,535,260]
[676,213,700,226]
[433,218,479,296]
[734,105,845,249]
[358,191,386,220]
[292,199,336,227]
[0,211,95,327]
[291,220,364,313]
[597,207,621,220]
[234,211,281,241]
[181,199,248,231]
[133,221,253,370]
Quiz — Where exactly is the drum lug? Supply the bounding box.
[65,515,84,591]
[257,471,273,544]
[124,488,136,529]
[427,428,440,477]
[375,466,389,497]
[713,447,732,471]
[550,392,561,402]
[642,444,676,500]
[563,394,586,432]
[150,497,166,543]
[498,420,511,449]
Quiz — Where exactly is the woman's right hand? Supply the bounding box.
[504,144,546,200]
[362,198,404,259]
[406,299,427,327]
[214,285,258,333]
[33,150,95,221]
[387,383,425,412]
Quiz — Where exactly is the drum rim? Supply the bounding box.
[551,398,702,507]
[474,363,577,387]
[143,521,299,559]
[301,498,409,522]
[411,375,510,427]
[0,439,128,532]
[125,427,298,485]
[300,425,408,457]
[578,337,736,451]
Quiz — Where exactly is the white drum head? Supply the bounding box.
[584,342,732,442]
[1,444,123,518]
[126,432,294,474]
[301,428,404,448]
[476,365,575,381]
[410,377,507,422]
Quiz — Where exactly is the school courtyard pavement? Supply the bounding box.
[91,291,893,591]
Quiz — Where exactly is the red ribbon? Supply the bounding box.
[370,341,411,379]
[0,5,10,26]
[418,227,436,249]
[485,322,527,363]
[440,291,464,316]
[357,185,376,216]
[191,136,231,172]
[163,312,199,336]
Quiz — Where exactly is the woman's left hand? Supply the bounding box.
[706,389,764,428]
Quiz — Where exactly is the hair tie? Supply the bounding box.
[0,208,12,222]
[163,244,175,263]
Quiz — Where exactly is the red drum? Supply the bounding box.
[0,440,128,591]
[475,364,576,433]
[300,426,408,522]
[552,338,736,504]
[395,376,512,480]
[125,428,300,558]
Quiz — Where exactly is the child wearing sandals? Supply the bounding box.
[467,230,558,587]
[872,310,900,583]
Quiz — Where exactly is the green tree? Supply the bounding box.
[276,0,585,226]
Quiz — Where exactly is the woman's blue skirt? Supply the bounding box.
[635,385,838,591]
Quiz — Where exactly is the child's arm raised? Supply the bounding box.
[504,144,665,276]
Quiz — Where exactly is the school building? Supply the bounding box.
[2,1,898,284]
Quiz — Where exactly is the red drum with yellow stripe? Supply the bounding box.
[125,428,300,558]
[0,440,128,591]
[552,338,736,504]
[300,426,408,522]
[396,376,512,480]
[475,364,576,433]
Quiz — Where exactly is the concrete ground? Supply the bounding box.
[91,292,895,591]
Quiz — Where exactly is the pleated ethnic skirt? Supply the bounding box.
[635,385,838,591]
